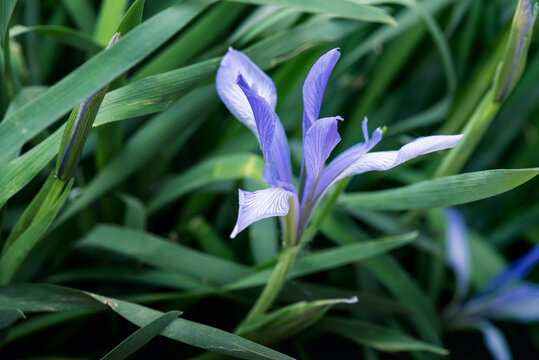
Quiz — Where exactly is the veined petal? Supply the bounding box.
[230,187,297,238]
[481,243,539,294]
[302,49,340,137]
[216,48,277,135]
[237,75,294,188]
[475,321,512,360]
[325,134,463,185]
[314,118,382,200]
[445,207,471,301]
[302,116,343,201]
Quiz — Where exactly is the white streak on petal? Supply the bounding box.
[216,48,277,135]
[337,135,463,180]
[230,187,296,238]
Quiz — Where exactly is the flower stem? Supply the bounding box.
[236,244,300,334]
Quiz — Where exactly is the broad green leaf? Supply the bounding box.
[340,168,539,211]
[0,284,295,360]
[10,25,103,53]
[318,317,448,355]
[101,310,181,360]
[225,0,396,25]
[228,232,418,290]
[90,294,295,360]
[0,284,104,312]
[77,225,252,286]
[0,309,25,330]
[0,0,215,166]
[148,153,264,213]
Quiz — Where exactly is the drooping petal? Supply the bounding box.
[302,49,340,137]
[445,207,471,301]
[230,187,297,238]
[478,283,539,323]
[481,243,539,294]
[302,116,343,201]
[216,48,277,136]
[475,321,512,360]
[237,75,294,189]
[314,118,382,200]
[319,134,463,196]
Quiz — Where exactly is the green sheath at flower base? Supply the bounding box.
[494,0,538,102]
[55,33,120,181]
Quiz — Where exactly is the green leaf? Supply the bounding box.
[115,0,146,36]
[225,0,396,25]
[10,25,103,53]
[0,309,25,330]
[94,0,129,45]
[119,194,147,231]
[228,232,418,290]
[240,298,356,344]
[318,317,448,355]
[148,153,264,213]
[101,310,181,360]
[61,0,96,33]
[0,179,73,284]
[90,294,295,360]
[0,284,295,360]
[56,86,215,226]
[340,168,539,211]
[77,224,252,286]
[0,0,215,166]
[0,0,17,46]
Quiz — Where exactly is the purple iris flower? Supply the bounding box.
[216,48,462,240]
[444,207,539,360]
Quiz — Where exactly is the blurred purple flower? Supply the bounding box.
[444,207,539,360]
[216,48,462,240]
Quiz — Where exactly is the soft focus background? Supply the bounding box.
[0,0,538,359]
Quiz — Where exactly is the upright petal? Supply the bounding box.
[231,187,297,238]
[314,118,382,200]
[302,49,340,137]
[216,48,277,135]
[445,207,471,301]
[475,321,512,360]
[302,116,343,201]
[237,75,294,189]
[481,243,539,294]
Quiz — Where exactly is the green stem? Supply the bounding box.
[235,244,300,334]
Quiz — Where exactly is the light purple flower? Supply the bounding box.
[444,208,539,360]
[216,48,463,240]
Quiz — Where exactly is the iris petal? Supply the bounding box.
[236,75,294,190]
[230,187,297,238]
[216,48,277,136]
[481,243,539,293]
[477,283,539,323]
[302,49,340,137]
[445,207,471,301]
[476,321,512,360]
[302,116,342,202]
